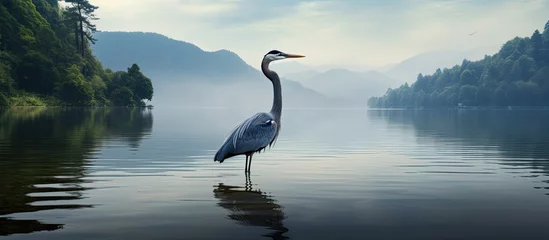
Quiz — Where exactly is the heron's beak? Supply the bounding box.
[284,53,305,58]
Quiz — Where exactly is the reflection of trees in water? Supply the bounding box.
[213,174,289,240]
[368,109,549,195]
[0,218,62,236]
[0,107,153,236]
[104,107,153,148]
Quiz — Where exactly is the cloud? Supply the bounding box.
[177,0,239,16]
[90,0,549,68]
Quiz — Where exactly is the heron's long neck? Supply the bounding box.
[262,60,282,122]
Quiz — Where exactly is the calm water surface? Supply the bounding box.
[1,107,549,239]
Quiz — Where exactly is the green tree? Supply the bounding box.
[515,81,541,106]
[493,83,509,106]
[531,30,543,62]
[64,0,98,56]
[59,65,94,104]
[459,69,475,85]
[90,75,106,100]
[475,86,492,106]
[0,53,14,93]
[542,20,549,63]
[543,20,549,41]
[447,93,458,106]
[458,85,478,106]
[16,51,59,94]
[367,97,378,107]
[110,87,134,107]
[127,64,153,103]
[0,93,8,106]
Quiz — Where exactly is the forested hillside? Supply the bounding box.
[368,21,549,108]
[92,31,259,81]
[0,0,153,106]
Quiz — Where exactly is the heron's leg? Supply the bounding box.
[245,155,249,172]
[248,154,253,172]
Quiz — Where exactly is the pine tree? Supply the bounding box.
[64,0,98,56]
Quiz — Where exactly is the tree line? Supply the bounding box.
[0,0,153,106]
[368,20,549,108]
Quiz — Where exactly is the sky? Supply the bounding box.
[86,0,549,69]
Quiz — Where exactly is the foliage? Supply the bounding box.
[0,93,8,106]
[107,64,154,106]
[59,64,94,104]
[0,52,14,94]
[0,0,153,106]
[369,20,549,108]
[9,94,46,106]
[110,86,134,107]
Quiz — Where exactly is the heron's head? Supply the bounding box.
[263,50,305,63]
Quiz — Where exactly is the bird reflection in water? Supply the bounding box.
[213,173,289,240]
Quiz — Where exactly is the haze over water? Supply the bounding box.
[1,107,549,239]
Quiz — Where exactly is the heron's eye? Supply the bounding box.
[263,120,275,126]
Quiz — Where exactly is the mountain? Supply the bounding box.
[271,61,376,75]
[270,61,314,75]
[92,31,258,82]
[384,46,500,86]
[369,20,549,108]
[376,63,398,72]
[282,69,320,82]
[91,31,342,108]
[280,68,394,105]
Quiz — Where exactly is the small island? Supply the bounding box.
[368,20,549,109]
[0,0,153,107]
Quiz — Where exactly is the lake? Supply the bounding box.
[1,107,549,239]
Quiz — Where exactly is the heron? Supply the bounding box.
[214,50,305,172]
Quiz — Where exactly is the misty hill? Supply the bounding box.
[282,69,320,82]
[271,61,314,75]
[369,20,549,108]
[92,31,258,81]
[273,61,376,75]
[91,31,344,108]
[384,46,500,85]
[280,68,394,105]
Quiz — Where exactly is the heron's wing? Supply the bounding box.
[229,112,278,154]
[219,113,262,146]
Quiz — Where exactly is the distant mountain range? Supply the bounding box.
[279,68,394,105]
[271,61,381,75]
[91,31,499,108]
[382,46,500,85]
[268,46,500,105]
[91,31,347,108]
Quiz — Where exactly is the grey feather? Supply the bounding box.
[214,112,278,162]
